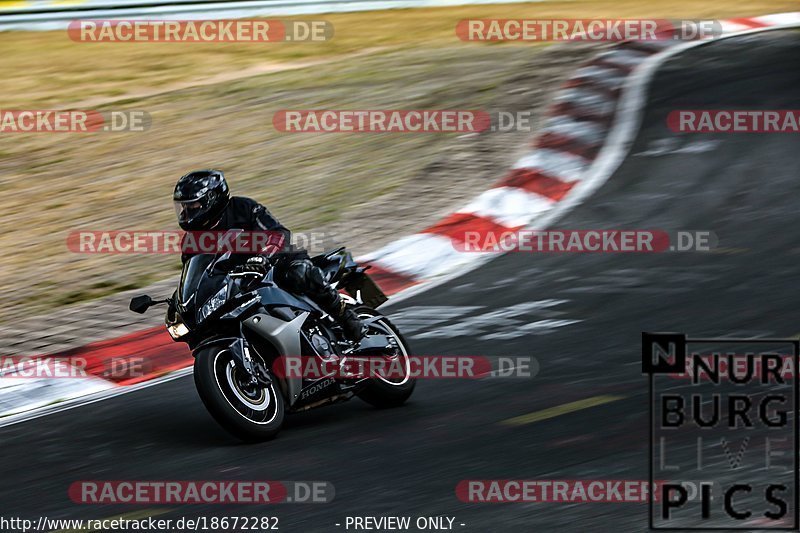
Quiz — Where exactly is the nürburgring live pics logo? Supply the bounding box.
[643,332,799,530]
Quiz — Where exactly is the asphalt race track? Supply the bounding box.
[1,29,798,532]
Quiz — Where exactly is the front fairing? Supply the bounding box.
[255,284,318,313]
[177,254,228,330]
[173,256,323,346]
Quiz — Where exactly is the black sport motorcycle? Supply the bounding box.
[129,238,415,441]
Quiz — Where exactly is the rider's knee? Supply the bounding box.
[283,259,312,293]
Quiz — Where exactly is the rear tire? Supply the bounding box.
[194,345,285,441]
[354,308,416,408]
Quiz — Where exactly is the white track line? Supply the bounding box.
[513,149,590,180]
[0,368,193,428]
[456,187,555,228]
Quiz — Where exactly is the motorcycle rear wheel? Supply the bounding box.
[353,307,416,408]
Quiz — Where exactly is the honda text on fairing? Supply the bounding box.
[129,237,415,441]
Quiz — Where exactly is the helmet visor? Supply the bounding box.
[174,198,210,227]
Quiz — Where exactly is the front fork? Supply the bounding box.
[200,332,271,388]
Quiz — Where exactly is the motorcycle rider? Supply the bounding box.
[172,169,366,341]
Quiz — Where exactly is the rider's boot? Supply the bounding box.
[338,304,367,343]
[316,285,366,342]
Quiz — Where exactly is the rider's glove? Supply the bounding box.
[240,256,269,276]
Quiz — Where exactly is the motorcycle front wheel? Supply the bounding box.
[194,345,285,441]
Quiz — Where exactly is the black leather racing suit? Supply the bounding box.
[181,196,358,335]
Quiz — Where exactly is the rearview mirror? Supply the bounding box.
[129,295,154,314]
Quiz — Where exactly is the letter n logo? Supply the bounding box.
[642,332,686,374]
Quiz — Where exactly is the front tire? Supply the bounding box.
[194,346,285,441]
[354,308,416,408]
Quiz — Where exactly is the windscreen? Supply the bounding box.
[179,254,215,303]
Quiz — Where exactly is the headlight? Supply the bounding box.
[167,322,190,340]
[199,285,228,322]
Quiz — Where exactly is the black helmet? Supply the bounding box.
[173,169,230,230]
